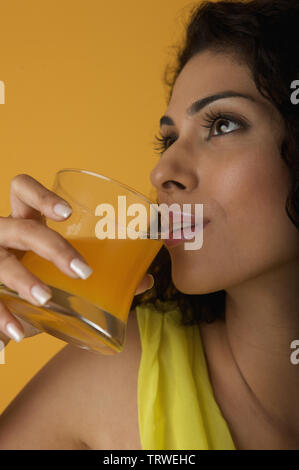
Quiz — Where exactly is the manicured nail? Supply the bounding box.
[70,258,93,280]
[146,274,154,290]
[53,203,72,218]
[6,322,25,342]
[31,285,52,305]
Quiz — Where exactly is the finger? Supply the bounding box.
[0,245,53,306]
[0,299,25,342]
[135,274,154,295]
[10,173,73,221]
[0,218,93,280]
[11,313,42,337]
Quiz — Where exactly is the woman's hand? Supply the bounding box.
[0,174,154,344]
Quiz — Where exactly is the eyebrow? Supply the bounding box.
[159,90,256,128]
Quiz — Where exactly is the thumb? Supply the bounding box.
[134,274,154,296]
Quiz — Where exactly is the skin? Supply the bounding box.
[150,50,299,448]
[0,49,299,450]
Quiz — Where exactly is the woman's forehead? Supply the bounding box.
[164,51,280,125]
[172,51,257,102]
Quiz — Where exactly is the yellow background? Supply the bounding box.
[0,0,200,413]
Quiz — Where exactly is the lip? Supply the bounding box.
[163,218,210,248]
[160,209,209,227]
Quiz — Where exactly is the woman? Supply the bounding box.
[0,0,299,450]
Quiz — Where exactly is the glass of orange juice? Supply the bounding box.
[0,169,163,354]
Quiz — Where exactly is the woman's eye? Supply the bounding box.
[163,136,177,149]
[201,112,248,138]
[153,114,247,156]
[153,134,177,155]
[212,118,241,136]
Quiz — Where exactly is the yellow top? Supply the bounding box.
[135,299,236,450]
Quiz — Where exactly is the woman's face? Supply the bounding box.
[150,50,299,295]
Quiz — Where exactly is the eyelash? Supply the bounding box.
[153,110,247,156]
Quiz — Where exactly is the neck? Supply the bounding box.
[223,258,299,432]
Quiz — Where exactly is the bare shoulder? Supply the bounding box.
[0,309,142,450]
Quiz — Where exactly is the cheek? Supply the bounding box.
[169,137,299,296]
[210,144,298,272]
[214,153,288,222]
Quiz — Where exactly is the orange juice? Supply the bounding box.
[0,168,164,353]
[21,236,162,323]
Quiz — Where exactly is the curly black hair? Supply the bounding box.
[130,0,299,326]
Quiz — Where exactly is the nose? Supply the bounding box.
[150,153,199,199]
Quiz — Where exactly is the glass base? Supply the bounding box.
[0,284,126,355]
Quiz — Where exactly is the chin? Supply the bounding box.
[171,271,207,295]
[170,262,226,295]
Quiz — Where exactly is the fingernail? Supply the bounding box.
[53,203,72,218]
[6,322,25,342]
[31,285,52,305]
[146,274,154,290]
[70,258,93,280]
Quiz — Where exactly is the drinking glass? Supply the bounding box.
[0,169,163,354]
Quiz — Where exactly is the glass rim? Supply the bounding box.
[54,168,164,238]
[55,168,157,206]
